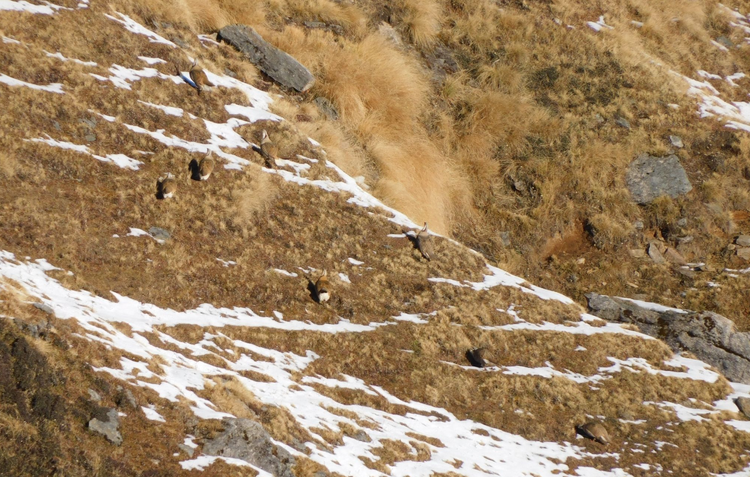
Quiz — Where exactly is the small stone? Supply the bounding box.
[80,117,97,129]
[736,235,750,247]
[499,231,511,248]
[576,257,586,265]
[675,267,696,279]
[84,133,96,142]
[313,97,339,121]
[88,408,122,445]
[88,389,102,402]
[629,249,647,259]
[53,121,61,130]
[736,397,750,418]
[633,220,644,230]
[737,247,750,261]
[648,242,666,264]
[728,244,737,251]
[594,114,604,124]
[716,35,734,49]
[664,248,686,265]
[677,218,688,227]
[32,302,55,315]
[675,236,693,244]
[178,443,195,458]
[615,117,631,129]
[148,227,171,242]
[669,135,684,148]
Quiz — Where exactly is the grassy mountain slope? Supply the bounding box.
[1,0,750,476]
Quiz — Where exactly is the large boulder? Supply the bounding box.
[586,293,750,384]
[202,418,296,477]
[626,154,692,204]
[217,25,315,93]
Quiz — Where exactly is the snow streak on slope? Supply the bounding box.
[0,251,619,477]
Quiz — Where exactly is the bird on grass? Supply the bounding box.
[575,421,611,445]
[466,347,487,368]
[198,151,215,181]
[416,222,435,261]
[189,60,210,95]
[252,129,278,169]
[157,173,177,199]
[315,270,330,304]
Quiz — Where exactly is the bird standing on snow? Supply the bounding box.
[575,421,611,445]
[252,129,278,169]
[198,151,215,181]
[157,173,177,199]
[315,270,330,304]
[416,222,435,261]
[189,60,210,95]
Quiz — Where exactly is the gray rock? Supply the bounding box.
[313,97,339,121]
[677,218,688,228]
[736,235,750,247]
[202,418,295,477]
[178,443,196,458]
[626,154,693,204]
[84,133,97,143]
[32,302,55,315]
[669,135,684,148]
[586,293,750,384]
[716,36,734,49]
[629,248,646,259]
[217,25,315,92]
[377,22,403,47]
[738,247,750,261]
[88,408,122,445]
[648,242,666,264]
[88,389,102,402]
[633,220,644,230]
[615,117,631,129]
[736,397,750,418]
[499,231,511,248]
[80,117,97,129]
[148,227,171,242]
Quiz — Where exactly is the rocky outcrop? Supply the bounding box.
[202,418,296,477]
[217,25,315,92]
[626,154,692,204]
[586,293,750,384]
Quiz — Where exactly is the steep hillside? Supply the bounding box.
[1,0,750,476]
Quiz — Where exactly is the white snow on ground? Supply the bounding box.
[0,0,66,15]
[105,12,176,47]
[142,404,166,422]
[0,73,63,93]
[180,455,257,472]
[615,297,688,314]
[44,50,97,66]
[138,100,184,117]
[0,250,672,477]
[26,135,143,170]
[587,16,614,32]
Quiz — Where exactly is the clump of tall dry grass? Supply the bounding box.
[231,174,279,226]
